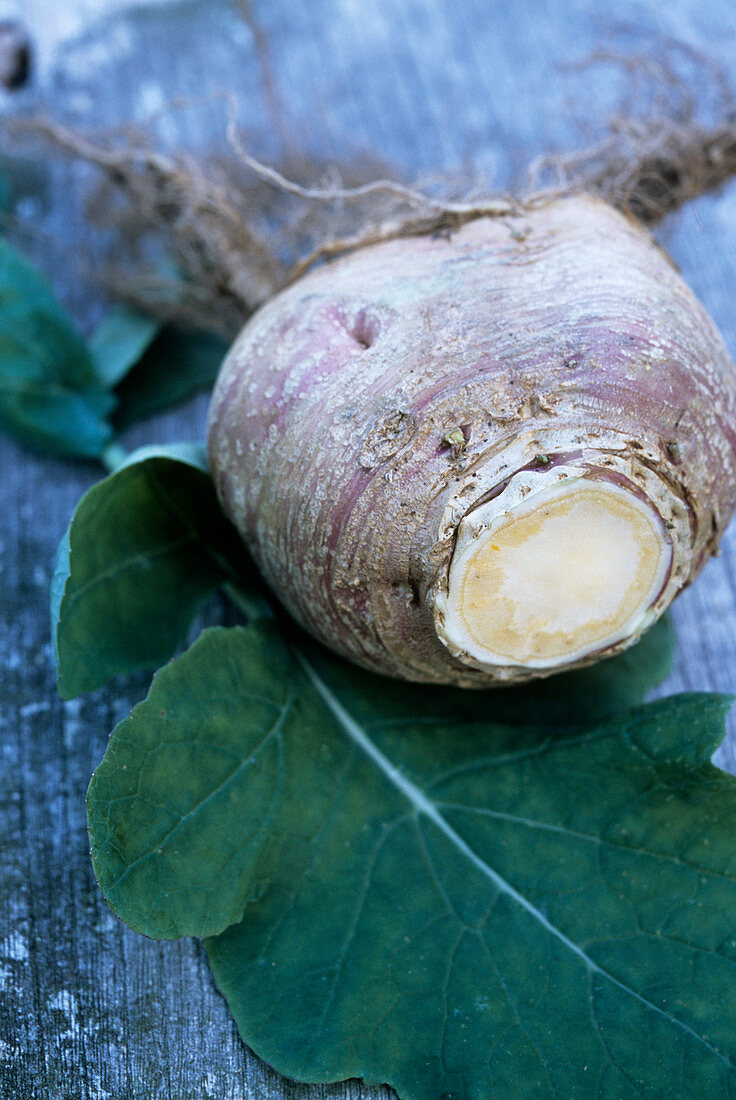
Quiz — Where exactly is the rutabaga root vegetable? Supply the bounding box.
[207,194,736,686]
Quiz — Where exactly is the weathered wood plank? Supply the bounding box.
[2,1,736,1097]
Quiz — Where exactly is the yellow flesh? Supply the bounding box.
[446,480,670,666]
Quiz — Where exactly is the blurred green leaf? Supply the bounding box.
[0,240,113,456]
[113,327,228,430]
[88,304,161,388]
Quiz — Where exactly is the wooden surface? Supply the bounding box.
[2,1,736,1097]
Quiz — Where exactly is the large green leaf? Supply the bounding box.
[87,622,736,1098]
[0,239,114,456]
[87,304,161,389]
[52,445,246,699]
[87,619,675,937]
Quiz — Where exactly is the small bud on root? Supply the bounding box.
[207,194,736,686]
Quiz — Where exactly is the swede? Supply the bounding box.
[206,194,736,686]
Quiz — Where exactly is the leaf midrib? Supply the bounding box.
[299,652,733,1068]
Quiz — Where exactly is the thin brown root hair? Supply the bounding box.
[531,116,736,224]
[7,112,522,336]
[531,44,736,221]
[7,45,736,336]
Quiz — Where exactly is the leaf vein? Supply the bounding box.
[102,691,294,897]
[300,653,735,1070]
[436,802,736,882]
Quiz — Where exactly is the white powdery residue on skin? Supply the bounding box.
[281,371,302,398]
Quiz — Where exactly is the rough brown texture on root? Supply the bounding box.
[7,46,736,686]
[6,113,522,336]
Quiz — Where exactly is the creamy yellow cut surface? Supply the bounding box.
[444,479,671,667]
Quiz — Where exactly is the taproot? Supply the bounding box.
[207,194,736,685]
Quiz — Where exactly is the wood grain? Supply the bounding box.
[2,1,736,1096]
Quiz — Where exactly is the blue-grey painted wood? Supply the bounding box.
[2,1,736,1096]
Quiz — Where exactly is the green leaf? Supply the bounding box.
[87,622,736,1098]
[88,305,161,388]
[112,327,228,430]
[52,445,246,699]
[0,240,114,456]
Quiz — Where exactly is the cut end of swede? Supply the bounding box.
[438,475,672,670]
